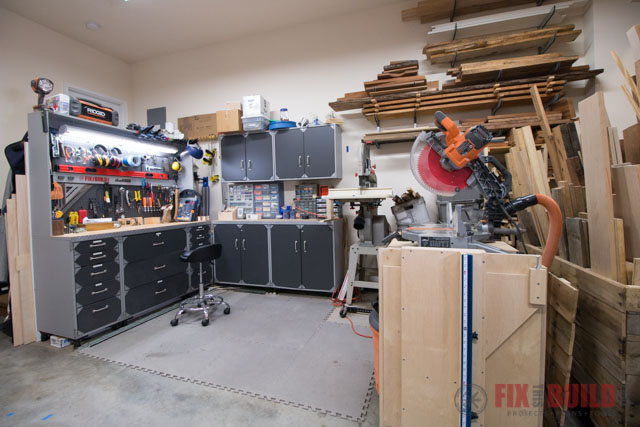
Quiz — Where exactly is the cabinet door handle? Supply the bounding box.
[91,288,109,295]
[90,269,107,277]
[248,159,252,170]
[92,304,109,313]
[234,238,239,250]
[153,241,165,247]
[298,155,302,168]
[306,155,310,167]
[303,240,308,253]
[89,242,106,248]
[89,254,107,261]
[196,235,205,240]
[155,288,167,295]
[241,159,245,170]
[242,239,246,250]
[294,240,298,253]
[154,264,166,270]
[94,282,104,287]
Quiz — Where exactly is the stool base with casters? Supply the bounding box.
[170,244,231,327]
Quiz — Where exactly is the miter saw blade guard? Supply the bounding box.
[410,131,472,197]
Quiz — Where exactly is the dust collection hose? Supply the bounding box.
[504,193,562,268]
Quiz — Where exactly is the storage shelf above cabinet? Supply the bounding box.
[220,125,342,182]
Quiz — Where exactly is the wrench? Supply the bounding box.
[116,187,125,216]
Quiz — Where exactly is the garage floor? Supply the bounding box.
[0,333,379,426]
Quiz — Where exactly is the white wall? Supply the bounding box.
[130,1,433,235]
[580,0,640,131]
[0,8,133,195]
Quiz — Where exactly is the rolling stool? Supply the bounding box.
[170,244,230,327]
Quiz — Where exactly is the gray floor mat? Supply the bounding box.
[79,291,375,420]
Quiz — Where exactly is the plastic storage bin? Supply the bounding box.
[242,115,270,131]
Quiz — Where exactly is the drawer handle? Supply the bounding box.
[154,265,166,270]
[92,304,109,313]
[91,288,109,295]
[241,159,245,170]
[153,241,165,247]
[306,155,310,167]
[157,280,164,284]
[303,240,307,253]
[248,159,252,170]
[90,242,106,248]
[294,240,298,253]
[242,239,246,250]
[155,288,167,295]
[234,238,239,250]
[196,235,205,240]
[298,155,302,167]
[89,254,107,261]
[90,269,107,277]
[196,226,204,231]
[94,282,104,287]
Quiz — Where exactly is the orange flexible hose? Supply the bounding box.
[535,193,563,268]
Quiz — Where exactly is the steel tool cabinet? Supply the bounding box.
[220,132,274,182]
[213,219,343,292]
[220,125,341,182]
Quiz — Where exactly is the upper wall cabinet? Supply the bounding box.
[274,125,342,180]
[220,132,274,182]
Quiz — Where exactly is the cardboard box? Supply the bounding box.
[216,110,243,134]
[50,335,71,348]
[226,101,242,110]
[242,95,270,117]
[218,207,238,220]
[178,113,217,140]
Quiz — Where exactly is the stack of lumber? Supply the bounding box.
[611,50,640,122]
[5,175,37,346]
[403,0,538,23]
[544,274,579,427]
[424,25,582,64]
[460,111,570,131]
[445,53,584,87]
[330,61,438,112]
[378,243,546,426]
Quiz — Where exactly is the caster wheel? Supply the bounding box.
[224,307,231,315]
[201,319,210,327]
[170,319,179,327]
[339,306,347,318]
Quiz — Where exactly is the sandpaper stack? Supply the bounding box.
[424,25,582,64]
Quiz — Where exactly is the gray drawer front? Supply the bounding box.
[123,229,186,262]
[125,273,189,315]
[77,297,122,334]
[75,261,119,286]
[75,249,118,267]
[75,238,117,254]
[76,279,120,306]
[124,251,185,288]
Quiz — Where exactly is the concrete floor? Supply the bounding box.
[0,334,379,426]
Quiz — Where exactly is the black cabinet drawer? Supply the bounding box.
[191,225,210,235]
[75,261,119,286]
[76,279,120,306]
[77,297,122,334]
[190,263,212,287]
[123,229,186,262]
[190,231,211,244]
[75,238,117,254]
[124,251,185,288]
[75,249,118,267]
[190,238,210,250]
[125,273,189,315]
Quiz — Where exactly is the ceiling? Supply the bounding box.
[0,0,403,63]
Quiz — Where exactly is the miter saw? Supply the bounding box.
[399,111,561,268]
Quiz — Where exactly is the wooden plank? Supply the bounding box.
[526,244,640,313]
[573,324,625,385]
[531,85,571,183]
[15,176,36,344]
[400,248,461,426]
[5,197,23,346]
[578,92,618,281]
[614,218,628,285]
[565,217,590,268]
[612,165,640,262]
[548,273,578,323]
[622,123,640,164]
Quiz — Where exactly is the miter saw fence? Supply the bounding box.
[406,111,563,268]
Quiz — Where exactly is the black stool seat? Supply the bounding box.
[180,243,221,263]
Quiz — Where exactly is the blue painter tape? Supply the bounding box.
[6,412,14,416]
[42,414,54,421]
